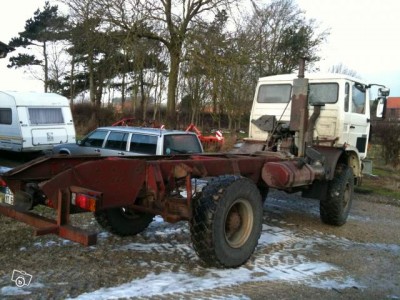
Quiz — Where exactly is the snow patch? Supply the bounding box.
[0,283,44,296]
[70,260,338,300]
[1,286,31,296]
[309,277,365,290]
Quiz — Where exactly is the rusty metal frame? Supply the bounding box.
[0,188,97,246]
[0,153,287,245]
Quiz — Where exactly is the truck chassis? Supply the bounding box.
[0,61,363,268]
[0,147,351,268]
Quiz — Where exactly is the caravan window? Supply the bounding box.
[28,108,64,125]
[0,108,12,125]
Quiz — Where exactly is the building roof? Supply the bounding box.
[387,97,400,109]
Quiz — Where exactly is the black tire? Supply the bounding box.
[320,165,354,226]
[94,207,154,236]
[190,175,263,268]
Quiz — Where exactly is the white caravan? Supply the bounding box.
[0,91,76,152]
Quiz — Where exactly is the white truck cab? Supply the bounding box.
[249,73,383,160]
[0,91,76,152]
[246,72,389,180]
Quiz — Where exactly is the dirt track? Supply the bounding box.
[0,188,399,299]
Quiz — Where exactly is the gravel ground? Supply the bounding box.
[0,189,399,300]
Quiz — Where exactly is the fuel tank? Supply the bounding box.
[262,160,324,189]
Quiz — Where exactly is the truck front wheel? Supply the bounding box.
[190,176,263,268]
[320,165,354,226]
[94,207,154,236]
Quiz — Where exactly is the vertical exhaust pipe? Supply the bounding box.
[290,58,309,157]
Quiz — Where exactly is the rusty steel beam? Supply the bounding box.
[0,191,97,246]
[0,204,57,228]
[58,225,97,246]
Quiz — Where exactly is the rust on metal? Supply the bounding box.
[0,153,299,245]
[262,160,324,189]
[0,190,97,246]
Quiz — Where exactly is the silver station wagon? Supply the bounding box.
[52,127,204,156]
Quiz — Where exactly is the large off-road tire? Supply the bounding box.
[190,175,263,268]
[320,165,354,226]
[94,207,154,236]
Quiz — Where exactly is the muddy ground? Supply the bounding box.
[0,186,399,299]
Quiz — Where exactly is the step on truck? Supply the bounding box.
[0,59,390,268]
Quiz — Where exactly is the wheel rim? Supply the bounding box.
[343,182,351,209]
[224,199,254,248]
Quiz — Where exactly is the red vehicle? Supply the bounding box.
[185,123,224,151]
[0,60,389,268]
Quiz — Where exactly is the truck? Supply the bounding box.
[0,91,76,152]
[0,59,390,268]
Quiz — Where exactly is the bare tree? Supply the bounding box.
[329,63,360,78]
[246,0,327,76]
[62,0,102,105]
[90,0,236,128]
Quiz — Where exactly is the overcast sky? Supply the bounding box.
[0,0,399,96]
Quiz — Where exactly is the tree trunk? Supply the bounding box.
[191,106,196,124]
[43,41,48,93]
[228,113,232,130]
[153,72,160,120]
[139,69,147,121]
[166,48,180,128]
[69,54,75,106]
[121,73,126,107]
[95,80,103,108]
[88,52,95,105]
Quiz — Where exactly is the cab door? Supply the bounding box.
[345,82,369,158]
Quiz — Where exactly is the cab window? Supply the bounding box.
[352,83,366,114]
[308,83,339,104]
[257,84,292,103]
[344,83,350,112]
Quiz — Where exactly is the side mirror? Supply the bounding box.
[375,87,389,118]
[378,87,390,97]
[376,99,385,118]
[77,140,82,145]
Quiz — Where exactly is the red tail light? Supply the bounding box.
[0,178,7,187]
[71,193,97,211]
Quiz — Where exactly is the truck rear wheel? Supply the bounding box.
[320,165,354,226]
[190,175,263,268]
[94,207,154,236]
